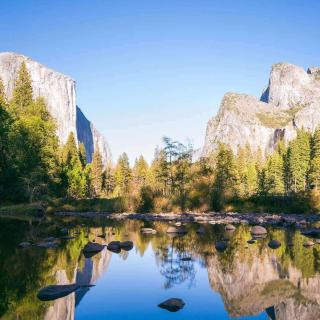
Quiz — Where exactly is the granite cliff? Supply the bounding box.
[202,62,320,156]
[0,52,111,165]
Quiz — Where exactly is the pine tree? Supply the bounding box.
[309,127,320,190]
[288,129,311,192]
[90,147,103,197]
[114,153,132,195]
[212,144,238,209]
[0,77,7,108]
[265,151,285,194]
[62,132,87,198]
[133,155,149,188]
[78,143,87,168]
[12,62,33,111]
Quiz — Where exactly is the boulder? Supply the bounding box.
[268,240,281,249]
[303,240,315,247]
[225,224,236,231]
[215,241,228,252]
[158,298,185,312]
[120,241,133,251]
[83,242,105,258]
[36,241,58,249]
[37,284,79,301]
[251,226,267,236]
[166,226,187,234]
[107,241,121,253]
[19,242,31,248]
[196,227,205,234]
[140,228,157,234]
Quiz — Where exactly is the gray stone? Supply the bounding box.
[120,241,133,251]
[158,298,185,312]
[225,224,236,231]
[215,241,228,252]
[268,240,281,249]
[251,226,267,236]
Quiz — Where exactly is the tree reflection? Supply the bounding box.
[159,235,196,289]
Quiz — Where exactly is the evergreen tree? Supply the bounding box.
[265,151,285,194]
[0,77,7,108]
[78,143,87,169]
[12,62,33,111]
[62,133,87,198]
[133,155,149,188]
[309,127,320,190]
[114,153,132,196]
[212,144,238,209]
[288,129,311,192]
[90,147,103,197]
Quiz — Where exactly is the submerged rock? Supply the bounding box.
[225,224,236,231]
[196,226,205,234]
[36,241,59,249]
[19,242,31,248]
[37,283,94,301]
[166,226,187,235]
[215,241,228,252]
[120,241,133,251]
[140,228,157,234]
[303,240,315,247]
[107,241,121,253]
[37,284,79,301]
[268,240,281,249]
[158,298,185,312]
[251,226,267,236]
[83,242,105,258]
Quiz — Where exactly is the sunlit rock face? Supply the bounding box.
[202,62,320,156]
[206,249,320,319]
[44,270,76,320]
[0,52,111,165]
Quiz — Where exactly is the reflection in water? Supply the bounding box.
[1,218,320,319]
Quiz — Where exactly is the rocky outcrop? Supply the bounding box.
[202,62,320,156]
[0,52,111,165]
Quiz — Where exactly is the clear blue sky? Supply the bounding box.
[1,0,319,163]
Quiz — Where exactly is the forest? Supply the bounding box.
[1,63,320,214]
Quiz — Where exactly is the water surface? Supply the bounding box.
[1,217,320,319]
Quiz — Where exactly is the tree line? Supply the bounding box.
[1,62,320,213]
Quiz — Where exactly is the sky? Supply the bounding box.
[1,0,320,163]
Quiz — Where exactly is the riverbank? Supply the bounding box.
[54,211,320,227]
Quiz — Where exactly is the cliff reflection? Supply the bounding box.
[1,218,320,319]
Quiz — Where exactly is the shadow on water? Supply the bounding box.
[1,217,320,319]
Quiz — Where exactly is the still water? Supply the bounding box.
[1,217,320,319]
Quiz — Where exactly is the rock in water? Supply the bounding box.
[201,62,320,158]
[196,226,205,234]
[303,240,315,247]
[107,241,121,253]
[225,224,236,231]
[120,241,133,251]
[268,240,281,249]
[166,226,187,235]
[37,284,79,301]
[158,298,185,312]
[83,242,105,258]
[251,226,267,236]
[140,228,157,234]
[0,52,111,165]
[215,241,228,252]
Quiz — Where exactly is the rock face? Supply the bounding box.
[0,52,111,165]
[202,62,320,156]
